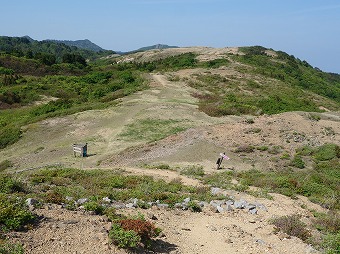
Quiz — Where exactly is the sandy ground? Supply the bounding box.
[2,48,339,253]
[9,191,325,254]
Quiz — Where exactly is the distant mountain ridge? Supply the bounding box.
[46,39,105,52]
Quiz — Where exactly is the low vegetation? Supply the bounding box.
[271,215,311,241]
[109,216,161,249]
[119,118,189,142]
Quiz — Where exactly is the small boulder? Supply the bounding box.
[211,187,222,195]
[249,208,258,215]
[125,203,135,209]
[226,204,234,211]
[65,196,73,201]
[157,204,169,209]
[234,199,247,209]
[183,197,191,204]
[77,198,89,205]
[226,200,234,206]
[26,198,39,207]
[102,197,111,203]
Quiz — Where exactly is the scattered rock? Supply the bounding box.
[216,205,224,213]
[249,208,258,215]
[255,239,266,245]
[77,198,89,205]
[125,203,135,209]
[26,198,39,207]
[234,199,248,209]
[226,200,234,206]
[147,212,158,220]
[157,204,169,209]
[226,204,234,211]
[183,197,191,203]
[211,187,222,195]
[102,197,111,203]
[65,196,73,201]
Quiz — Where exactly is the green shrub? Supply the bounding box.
[109,223,141,249]
[109,218,160,249]
[0,242,24,254]
[0,175,26,194]
[290,155,305,168]
[187,201,202,212]
[0,194,35,232]
[0,125,21,149]
[234,145,254,153]
[296,145,314,156]
[83,201,104,215]
[314,211,340,234]
[180,165,205,178]
[322,232,340,254]
[0,160,13,171]
[268,146,282,155]
[271,215,311,241]
[256,146,269,151]
[308,114,321,121]
[44,191,65,204]
[313,144,339,161]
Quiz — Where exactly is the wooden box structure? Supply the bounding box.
[73,143,87,157]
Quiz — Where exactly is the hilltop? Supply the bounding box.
[46,39,105,52]
[0,46,339,254]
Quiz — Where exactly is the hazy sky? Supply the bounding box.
[1,0,340,73]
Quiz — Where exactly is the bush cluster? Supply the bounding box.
[109,217,160,249]
[271,215,311,241]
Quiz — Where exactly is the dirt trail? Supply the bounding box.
[1,60,338,253]
[1,73,226,171]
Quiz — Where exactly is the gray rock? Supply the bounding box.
[211,187,222,195]
[256,203,268,212]
[147,201,156,207]
[216,205,224,213]
[210,200,223,207]
[174,203,183,209]
[65,196,73,201]
[157,204,169,209]
[77,198,89,205]
[247,204,256,210]
[226,204,234,211]
[199,201,208,207]
[113,204,125,209]
[26,198,39,206]
[125,203,135,209]
[102,197,111,203]
[103,197,111,203]
[255,239,266,245]
[249,208,258,215]
[234,199,247,209]
[181,204,188,210]
[226,200,234,206]
[183,197,191,204]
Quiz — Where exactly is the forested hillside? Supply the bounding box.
[0,36,114,65]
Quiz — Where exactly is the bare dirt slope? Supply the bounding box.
[2,50,339,253]
[11,191,325,254]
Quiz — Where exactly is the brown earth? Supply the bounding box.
[2,47,339,253]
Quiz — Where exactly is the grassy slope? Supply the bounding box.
[0,46,339,252]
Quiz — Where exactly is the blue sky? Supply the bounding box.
[1,0,340,73]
